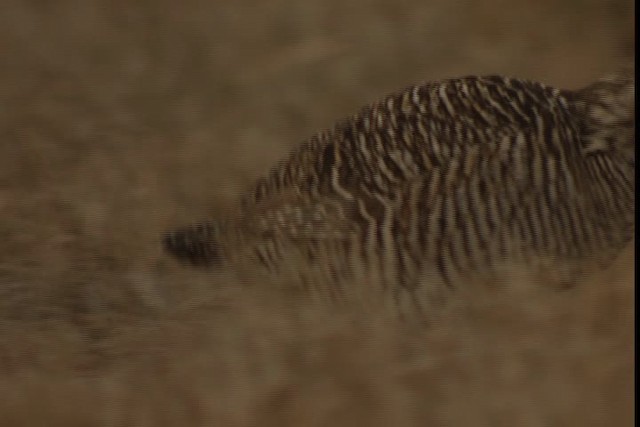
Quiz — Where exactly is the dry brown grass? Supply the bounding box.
[0,1,634,425]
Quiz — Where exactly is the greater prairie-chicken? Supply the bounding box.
[164,68,635,313]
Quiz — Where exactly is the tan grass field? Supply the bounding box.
[0,1,635,425]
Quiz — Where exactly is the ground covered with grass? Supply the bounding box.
[0,0,634,425]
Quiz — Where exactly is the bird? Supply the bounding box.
[163,67,635,316]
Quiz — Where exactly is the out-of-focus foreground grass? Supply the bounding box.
[0,1,634,425]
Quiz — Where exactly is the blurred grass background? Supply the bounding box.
[0,0,634,425]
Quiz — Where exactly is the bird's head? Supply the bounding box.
[576,65,635,167]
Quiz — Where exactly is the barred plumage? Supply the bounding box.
[164,69,635,314]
